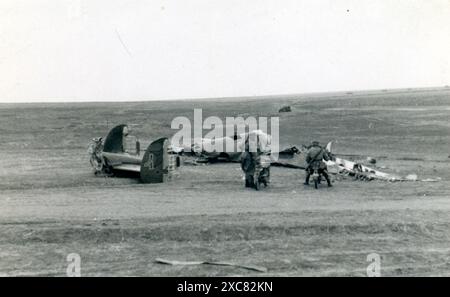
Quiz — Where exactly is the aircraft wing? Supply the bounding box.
[325,141,403,181]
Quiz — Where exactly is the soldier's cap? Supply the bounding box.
[312,140,320,145]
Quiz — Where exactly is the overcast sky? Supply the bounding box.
[0,0,449,102]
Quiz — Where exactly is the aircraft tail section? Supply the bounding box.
[140,137,174,183]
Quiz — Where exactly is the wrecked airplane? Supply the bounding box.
[88,125,433,185]
[173,130,275,163]
[324,142,436,182]
[88,124,180,183]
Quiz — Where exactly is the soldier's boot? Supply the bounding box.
[245,175,255,188]
[323,171,332,187]
[304,173,311,185]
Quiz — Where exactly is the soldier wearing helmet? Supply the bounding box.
[304,140,332,187]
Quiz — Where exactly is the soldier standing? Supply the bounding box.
[241,130,271,188]
[304,140,332,187]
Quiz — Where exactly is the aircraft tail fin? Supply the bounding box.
[140,137,170,183]
[325,141,334,153]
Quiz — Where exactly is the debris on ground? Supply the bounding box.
[405,174,418,181]
[183,159,201,166]
[421,177,442,182]
[155,258,268,273]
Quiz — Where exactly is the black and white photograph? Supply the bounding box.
[0,0,449,282]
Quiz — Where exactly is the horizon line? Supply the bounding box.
[1,85,449,105]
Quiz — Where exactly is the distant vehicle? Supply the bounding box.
[88,124,180,183]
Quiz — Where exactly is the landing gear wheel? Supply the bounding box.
[91,157,113,176]
[102,160,114,176]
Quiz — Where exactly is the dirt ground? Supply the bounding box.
[1,88,449,276]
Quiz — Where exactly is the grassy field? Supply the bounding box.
[0,88,449,276]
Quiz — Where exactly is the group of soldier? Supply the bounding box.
[241,131,333,189]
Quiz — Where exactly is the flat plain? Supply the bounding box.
[1,88,449,276]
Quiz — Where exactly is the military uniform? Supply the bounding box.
[241,152,256,187]
[305,143,332,186]
[241,130,271,188]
